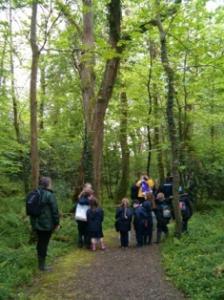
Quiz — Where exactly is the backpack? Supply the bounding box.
[162,204,171,219]
[26,189,43,217]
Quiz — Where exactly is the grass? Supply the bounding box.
[161,206,224,300]
[0,194,115,300]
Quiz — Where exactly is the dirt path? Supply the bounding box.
[24,231,185,300]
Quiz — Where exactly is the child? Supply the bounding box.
[115,198,133,248]
[133,200,147,247]
[142,192,155,245]
[154,192,171,243]
[179,192,193,233]
[75,184,94,248]
[87,198,105,251]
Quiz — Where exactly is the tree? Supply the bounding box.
[30,0,40,189]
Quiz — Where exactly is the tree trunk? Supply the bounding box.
[39,63,46,130]
[116,90,130,201]
[30,1,40,189]
[0,32,7,89]
[9,1,29,193]
[76,0,121,199]
[146,49,153,175]
[156,18,182,236]
[153,90,165,184]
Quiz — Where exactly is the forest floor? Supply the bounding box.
[23,230,186,300]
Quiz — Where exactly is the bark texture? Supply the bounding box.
[116,91,130,201]
[156,17,182,236]
[30,1,40,189]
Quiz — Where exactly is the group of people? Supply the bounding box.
[75,174,193,250]
[28,173,193,271]
[74,183,106,251]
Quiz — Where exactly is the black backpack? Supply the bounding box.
[26,189,43,217]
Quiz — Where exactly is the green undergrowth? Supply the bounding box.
[0,195,115,300]
[161,206,224,300]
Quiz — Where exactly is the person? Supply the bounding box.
[154,192,171,244]
[75,184,94,248]
[133,200,147,247]
[142,192,155,245]
[30,176,60,271]
[87,198,105,251]
[136,174,154,203]
[130,180,139,204]
[115,198,133,248]
[179,192,193,233]
[160,174,173,199]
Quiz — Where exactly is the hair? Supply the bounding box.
[90,197,98,209]
[83,182,92,189]
[79,183,94,199]
[39,176,51,189]
[156,192,165,201]
[121,197,129,208]
[146,192,154,201]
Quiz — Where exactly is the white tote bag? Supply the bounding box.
[75,203,89,221]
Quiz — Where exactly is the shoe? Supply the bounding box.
[38,256,52,272]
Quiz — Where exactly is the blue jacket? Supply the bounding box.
[133,205,147,229]
[142,200,153,220]
[115,207,133,232]
[87,207,104,233]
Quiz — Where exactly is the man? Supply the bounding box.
[30,176,60,271]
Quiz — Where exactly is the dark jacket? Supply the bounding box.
[179,193,193,219]
[154,199,171,225]
[78,196,90,206]
[115,207,133,232]
[133,205,147,229]
[87,207,104,237]
[142,200,153,220]
[30,188,59,231]
[162,182,173,198]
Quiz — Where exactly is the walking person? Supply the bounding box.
[115,198,133,248]
[29,176,60,271]
[87,198,106,251]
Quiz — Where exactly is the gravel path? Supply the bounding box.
[25,232,186,300]
[70,234,185,300]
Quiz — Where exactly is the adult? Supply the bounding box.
[75,182,94,248]
[30,176,60,271]
[161,173,173,200]
[136,173,155,203]
[130,180,139,204]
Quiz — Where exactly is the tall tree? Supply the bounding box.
[30,1,40,189]
[60,0,122,198]
[116,90,130,200]
[155,13,182,235]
